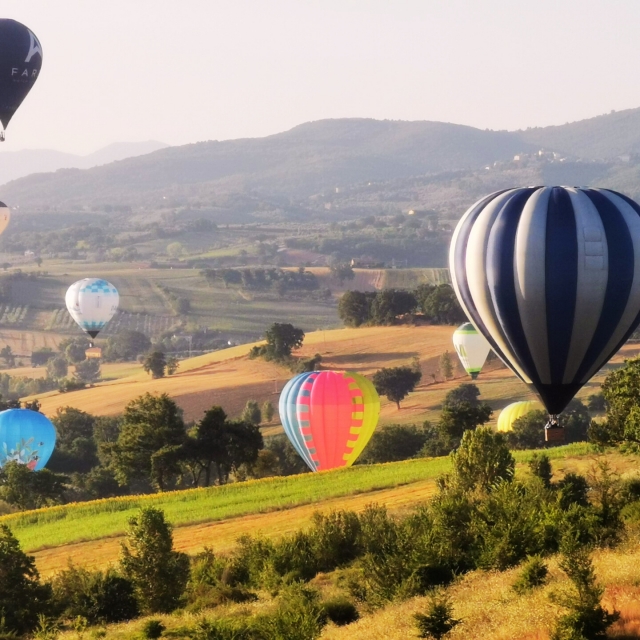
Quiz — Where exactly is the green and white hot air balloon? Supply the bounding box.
[452,322,491,379]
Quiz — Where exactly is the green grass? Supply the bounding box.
[1,443,593,553]
[382,268,451,289]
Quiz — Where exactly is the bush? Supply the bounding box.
[360,424,428,463]
[119,508,190,613]
[413,593,460,639]
[322,597,359,626]
[512,555,549,594]
[141,619,165,639]
[528,453,553,488]
[51,564,139,625]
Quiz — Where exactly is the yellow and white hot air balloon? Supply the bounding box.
[0,202,10,237]
[452,322,491,379]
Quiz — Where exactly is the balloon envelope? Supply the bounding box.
[0,409,56,470]
[450,186,640,415]
[497,400,543,432]
[0,202,10,237]
[0,19,42,131]
[452,322,491,379]
[278,370,380,471]
[65,278,119,338]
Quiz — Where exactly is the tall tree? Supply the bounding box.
[0,525,51,635]
[372,366,422,409]
[119,507,189,613]
[111,394,186,490]
[143,351,166,379]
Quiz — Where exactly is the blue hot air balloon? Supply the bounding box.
[0,19,43,140]
[0,409,56,471]
[450,186,640,418]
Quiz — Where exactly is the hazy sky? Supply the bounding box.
[3,0,640,154]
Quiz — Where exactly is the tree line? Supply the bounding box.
[338,283,467,327]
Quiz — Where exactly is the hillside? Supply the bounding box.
[0,119,537,207]
[0,141,169,186]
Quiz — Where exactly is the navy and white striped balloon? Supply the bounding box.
[449,186,640,415]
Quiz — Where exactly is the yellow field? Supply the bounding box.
[22,324,640,425]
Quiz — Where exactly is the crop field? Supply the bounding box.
[0,443,598,577]
[382,267,451,289]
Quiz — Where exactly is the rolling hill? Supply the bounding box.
[4,109,640,213]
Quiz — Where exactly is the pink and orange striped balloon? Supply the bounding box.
[279,370,380,471]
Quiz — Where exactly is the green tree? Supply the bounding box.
[442,383,480,408]
[372,366,422,410]
[370,289,417,325]
[0,461,68,510]
[46,356,68,380]
[103,330,152,361]
[0,524,51,635]
[74,358,101,383]
[241,400,262,426]
[47,407,98,474]
[111,394,186,490]
[166,356,179,375]
[143,351,166,379]
[551,541,618,640]
[119,507,189,613]
[251,323,305,361]
[505,410,547,450]
[338,290,374,327]
[62,337,90,364]
[451,427,515,492]
[166,242,184,258]
[438,401,492,443]
[418,284,466,325]
[528,453,553,488]
[262,400,275,423]
[183,406,264,486]
[360,424,428,463]
[330,262,355,284]
[439,351,453,380]
[0,345,15,367]
[414,593,460,639]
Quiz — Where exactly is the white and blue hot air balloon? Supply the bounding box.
[65,278,119,339]
[450,186,640,425]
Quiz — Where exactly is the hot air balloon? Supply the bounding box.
[65,278,119,339]
[497,400,543,433]
[0,408,56,471]
[452,322,491,379]
[279,370,380,472]
[0,201,10,237]
[450,186,640,441]
[0,19,43,140]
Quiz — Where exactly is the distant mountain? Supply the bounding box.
[4,109,640,212]
[0,119,536,208]
[0,140,169,186]
[518,107,640,160]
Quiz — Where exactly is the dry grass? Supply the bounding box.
[321,540,640,640]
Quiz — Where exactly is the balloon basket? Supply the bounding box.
[545,426,565,444]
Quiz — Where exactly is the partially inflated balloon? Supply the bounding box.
[65,278,119,338]
[279,370,380,471]
[0,201,10,236]
[497,400,543,432]
[0,19,42,135]
[0,409,56,470]
[450,186,640,415]
[452,322,490,379]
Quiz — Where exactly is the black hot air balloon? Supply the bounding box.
[0,19,43,140]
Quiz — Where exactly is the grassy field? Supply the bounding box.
[0,444,600,576]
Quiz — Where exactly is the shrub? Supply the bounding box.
[528,453,553,488]
[512,555,549,594]
[322,597,359,626]
[309,510,362,572]
[413,593,460,639]
[251,584,327,640]
[556,473,589,510]
[141,619,165,639]
[551,542,618,640]
[51,564,139,625]
[119,508,190,613]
